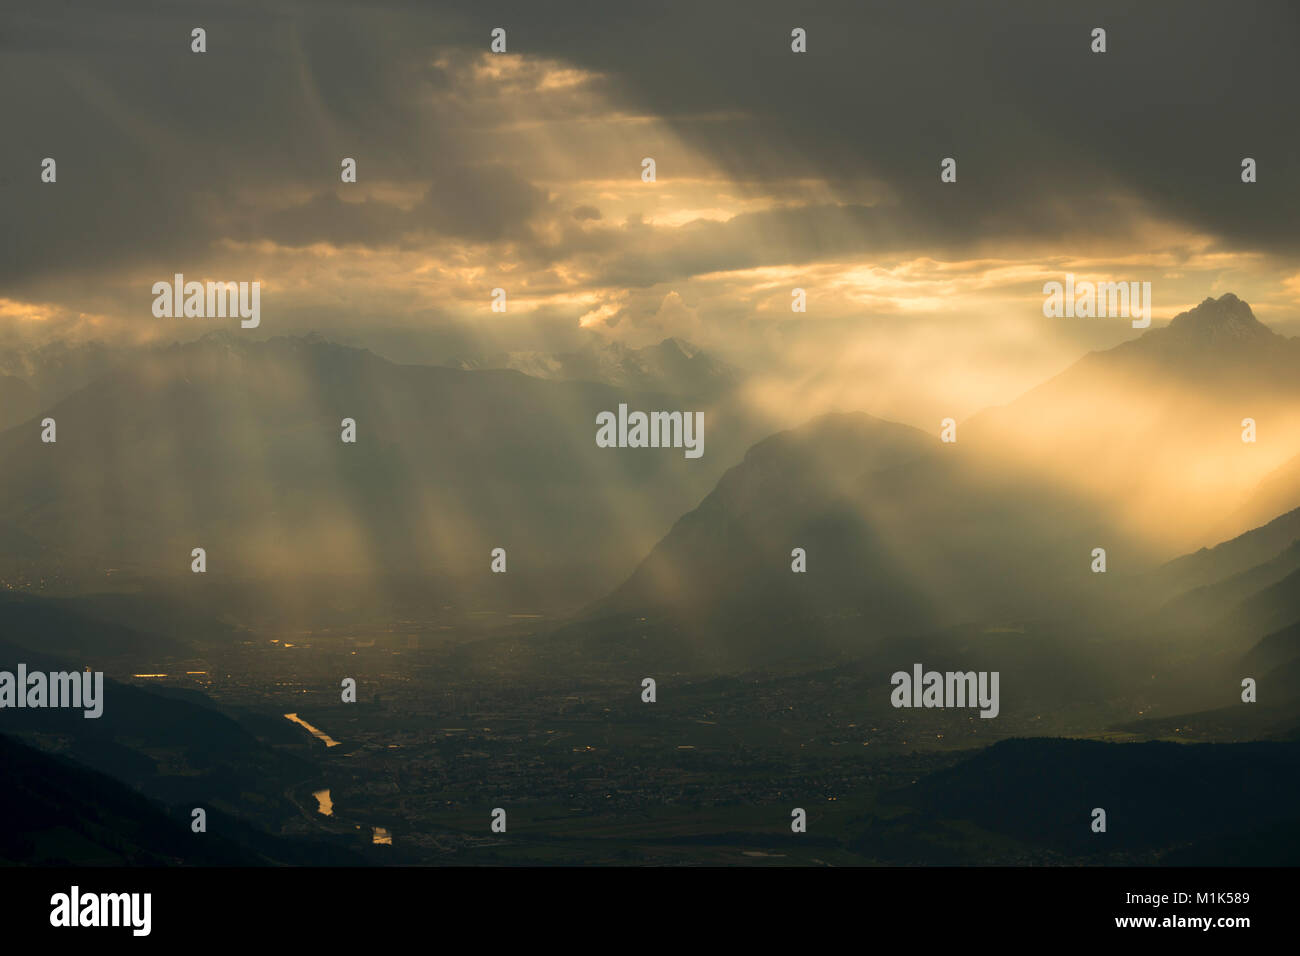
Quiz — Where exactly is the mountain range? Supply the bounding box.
[3,293,1300,680]
[559,295,1300,694]
[0,332,768,614]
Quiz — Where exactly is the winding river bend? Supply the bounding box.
[283,713,341,747]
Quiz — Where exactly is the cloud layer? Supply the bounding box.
[3,0,1299,425]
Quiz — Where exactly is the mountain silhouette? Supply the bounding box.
[963,293,1300,553]
[579,409,1132,668]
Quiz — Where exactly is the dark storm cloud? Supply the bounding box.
[2,0,1297,298]
[464,0,1300,253]
[0,0,539,290]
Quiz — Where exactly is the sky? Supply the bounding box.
[3,0,1299,429]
